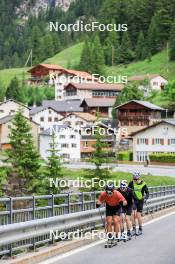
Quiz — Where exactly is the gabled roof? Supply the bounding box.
[29,106,64,116]
[59,69,95,80]
[28,63,65,73]
[0,115,39,126]
[0,99,30,110]
[80,98,116,107]
[65,82,123,91]
[128,74,167,81]
[130,119,175,136]
[42,99,83,112]
[115,100,165,111]
[62,112,97,122]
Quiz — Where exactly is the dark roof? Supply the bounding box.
[115,100,165,111]
[65,82,123,91]
[130,119,175,136]
[42,99,83,112]
[80,98,116,107]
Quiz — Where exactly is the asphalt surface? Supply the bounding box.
[65,163,175,177]
[40,213,175,264]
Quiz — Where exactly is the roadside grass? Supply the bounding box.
[62,168,175,187]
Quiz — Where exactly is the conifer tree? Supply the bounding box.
[169,22,175,61]
[7,110,41,195]
[91,35,105,75]
[45,131,63,194]
[6,77,25,103]
[135,31,146,60]
[119,31,134,64]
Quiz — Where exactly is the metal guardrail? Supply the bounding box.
[0,186,175,226]
[0,188,175,257]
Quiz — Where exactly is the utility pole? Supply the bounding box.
[166,42,169,73]
[24,49,33,67]
[112,45,114,66]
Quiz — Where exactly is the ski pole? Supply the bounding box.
[144,200,153,219]
[98,206,107,233]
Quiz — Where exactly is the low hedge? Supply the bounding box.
[118,151,133,161]
[149,153,175,163]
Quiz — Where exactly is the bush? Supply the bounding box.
[149,153,175,163]
[118,151,133,161]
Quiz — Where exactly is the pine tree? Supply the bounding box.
[119,31,134,64]
[6,77,25,102]
[147,16,160,55]
[135,31,146,60]
[45,131,63,194]
[89,127,111,190]
[7,110,41,195]
[79,38,93,73]
[169,22,175,60]
[91,35,105,75]
[104,29,120,65]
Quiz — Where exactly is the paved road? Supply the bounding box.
[65,163,175,177]
[40,213,175,264]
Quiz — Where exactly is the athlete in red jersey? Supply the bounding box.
[96,183,127,239]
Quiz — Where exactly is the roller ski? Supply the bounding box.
[121,231,131,242]
[104,236,117,248]
[136,228,143,236]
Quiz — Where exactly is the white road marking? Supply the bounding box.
[38,211,175,264]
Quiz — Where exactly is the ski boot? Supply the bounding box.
[136,228,143,236]
[127,230,132,240]
[132,227,137,237]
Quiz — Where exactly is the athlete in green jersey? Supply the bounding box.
[128,171,149,236]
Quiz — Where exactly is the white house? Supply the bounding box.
[0,99,30,119]
[131,120,175,162]
[40,125,80,161]
[60,112,97,128]
[128,74,168,94]
[51,69,96,101]
[30,106,64,131]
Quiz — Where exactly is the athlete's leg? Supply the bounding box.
[106,216,113,233]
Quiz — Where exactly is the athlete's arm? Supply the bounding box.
[117,191,127,206]
[96,192,105,208]
[143,184,149,200]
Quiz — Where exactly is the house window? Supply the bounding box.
[60,135,66,139]
[153,82,158,86]
[61,144,69,148]
[62,154,70,159]
[48,117,52,122]
[152,138,164,145]
[137,138,149,145]
[8,125,11,129]
[40,117,44,122]
[49,110,52,114]
[168,139,175,145]
[72,143,77,148]
[70,135,76,139]
[54,117,58,122]
[0,109,4,113]
[10,110,15,113]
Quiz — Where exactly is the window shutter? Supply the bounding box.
[137,138,139,144]
[152,139,154,145]
[161,139,164,145]
[168,139,170,145]
[146,139,149,145]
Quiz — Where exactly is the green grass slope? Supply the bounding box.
[45,42,83,67]
[106,50,175,81]
[1,43,175,89]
